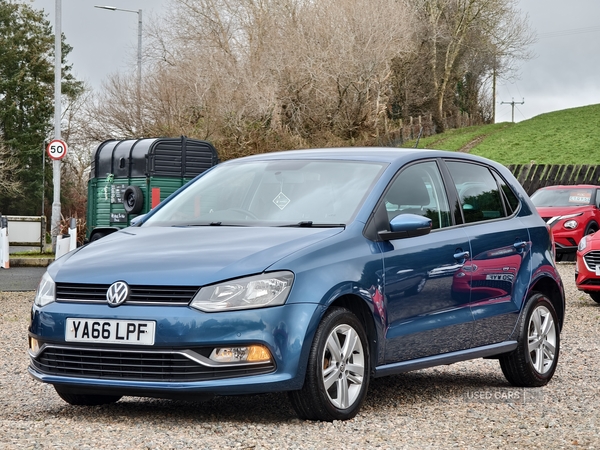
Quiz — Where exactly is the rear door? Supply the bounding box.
[443,160,531,347]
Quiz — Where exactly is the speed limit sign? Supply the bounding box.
[47,139,68,160]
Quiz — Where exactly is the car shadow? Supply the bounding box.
[42,366,513,424]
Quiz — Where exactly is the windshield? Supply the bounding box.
[531,188,595,207]
[144,159,386,227]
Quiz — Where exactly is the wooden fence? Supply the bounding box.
[378,112,478,147]
[507,164,600,195]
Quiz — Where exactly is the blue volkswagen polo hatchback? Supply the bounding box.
[29,148,564,421]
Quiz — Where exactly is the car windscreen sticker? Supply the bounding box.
[273,192,291,210]
[568,191,592,204]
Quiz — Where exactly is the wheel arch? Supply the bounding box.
[329,294,379,376]
[585,220,599,234]
[529,276,565,330]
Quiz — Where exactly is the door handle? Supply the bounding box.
[454,250,470,262]
[514,241,527,252]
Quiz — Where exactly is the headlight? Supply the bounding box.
[34,272,56,307]
[563,220,578,229]
[579,236,588,252]
[190,271,294,312]
[547,212,583,227]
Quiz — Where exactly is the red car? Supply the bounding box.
[576,232,600,303]
[530,185,600,260]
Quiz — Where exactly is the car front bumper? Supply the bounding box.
[28,302,322,397]
[576,251,600,293]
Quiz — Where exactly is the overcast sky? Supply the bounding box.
[30,0,600,124]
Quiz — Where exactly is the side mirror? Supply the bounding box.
[130,214,146,227]
[378,213,432,241]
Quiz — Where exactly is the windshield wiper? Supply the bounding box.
[172,222,249,227]
[278,221,345,228]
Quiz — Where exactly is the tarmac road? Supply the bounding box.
[0,267,46,291]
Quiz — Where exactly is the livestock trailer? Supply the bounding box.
[86,137,219,241]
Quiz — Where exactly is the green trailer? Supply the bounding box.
[86,136,219,241]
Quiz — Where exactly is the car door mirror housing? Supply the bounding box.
[130,214,146,226]
[378,213,432,241]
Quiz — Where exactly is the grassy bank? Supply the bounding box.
[403,104,600,165]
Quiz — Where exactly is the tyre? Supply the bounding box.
[499,293,559,387]
[585,221,598,236]
[123,185,144,215]
[89,231,107,242]
[55,387,122,406]
[288,307,370,421]
[589,292,600,304]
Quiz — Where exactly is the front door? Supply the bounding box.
[380,161,474,363]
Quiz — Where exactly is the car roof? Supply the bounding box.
[227,147,494,165]
[538,184,600,190]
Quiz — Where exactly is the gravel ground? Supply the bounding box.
[1,264,599,449]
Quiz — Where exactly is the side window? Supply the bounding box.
[384,161,451,229]
[493,171,520,215]
[446,161,506,224]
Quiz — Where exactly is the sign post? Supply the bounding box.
[47,139,68,161]
[51,0,63,252]
[48,138,67,252]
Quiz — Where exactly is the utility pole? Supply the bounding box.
[492,63,496,124]
[501,98,525,123]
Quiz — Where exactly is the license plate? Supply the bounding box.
[485,274,514,282]
[66,318,155,345]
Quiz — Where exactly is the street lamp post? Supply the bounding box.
[94,6,142,88]
[95,5,143,128]
[51,0,62,250]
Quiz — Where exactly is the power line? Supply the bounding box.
[539,26,600,39]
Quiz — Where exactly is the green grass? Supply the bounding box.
[11,250,54,258]
[403,104,600,165]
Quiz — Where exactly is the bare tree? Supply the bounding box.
[82,0,534,155]
[0,142,22,198]
[273,0,415,140]
[408,0,534,131]
[87,0,415,155]
[57,84,97,221]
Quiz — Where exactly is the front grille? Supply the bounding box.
[579,279,600,286]
[32,346,275,382]
[56,283,199,306]
[584,251,600,271]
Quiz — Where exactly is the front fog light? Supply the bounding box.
[29,336,41,356]
[563,220,578,229]
[210,345,272,363]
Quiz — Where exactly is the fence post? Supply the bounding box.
[68,218,77,251]
[40,216,46,253]
[1,215,9,269]
[55,217,78,260]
